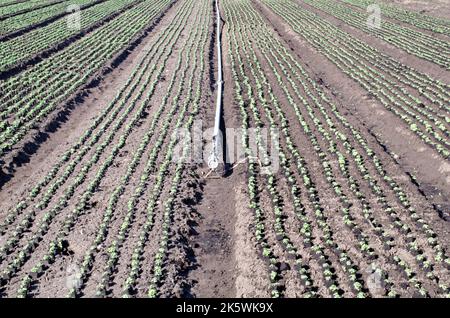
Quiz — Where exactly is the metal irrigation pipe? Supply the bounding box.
[208,0,223,170]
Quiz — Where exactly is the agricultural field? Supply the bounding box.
[0,0,449,299]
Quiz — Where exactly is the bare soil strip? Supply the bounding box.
[383,0,450,20]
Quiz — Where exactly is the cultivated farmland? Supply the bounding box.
[0,0,449,298]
